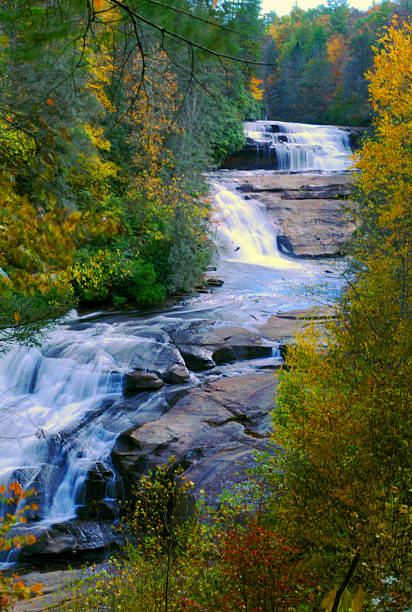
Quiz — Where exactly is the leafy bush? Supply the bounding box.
[60,460,316,611]
[69,248,166,308]
[215,519,313,611]
[0,483,42,611]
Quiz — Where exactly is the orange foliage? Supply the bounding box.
[249,76,264,101]
[0,483,42,610]
[327,34,347,83]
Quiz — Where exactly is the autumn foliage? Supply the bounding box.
[268,17,411,606]
[215,520,312,611]
[0,483,41,611]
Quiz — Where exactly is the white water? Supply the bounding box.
[244,120,352,171]
[214,184,300,269]
[0,325,129,526]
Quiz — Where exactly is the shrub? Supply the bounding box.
[0,483,42,611]
[69,248,166,308]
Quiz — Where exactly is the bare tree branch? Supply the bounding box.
[135,0,241,34]
[106,0,273,67]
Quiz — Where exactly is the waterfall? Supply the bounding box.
[214,184,299,269]
[0,324,127,528]
[243,120,352,171]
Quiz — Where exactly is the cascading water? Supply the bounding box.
[214,184,299,269]
[0,119,349,569]
[0,325,125,528]
[242,120,352,171]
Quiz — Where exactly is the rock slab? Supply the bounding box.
[227,172,358,257]
[112,373,278,504]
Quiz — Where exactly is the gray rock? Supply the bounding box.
[78,499,118,521]
[258,306,336,342]
[225,172,358,257]
[104,337,185,376]
[169,321,272,371]
[206,326,273,362]
[163,364,190,384]
[10,568,84,611]
[112,373,278,503]
[206,277,224,287]
[77,462,117,520]
[178,345,216,371]
[10,464,62,521]
[124,370,164,393]
[19,521,119,559]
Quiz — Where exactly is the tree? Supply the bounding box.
[268,16,411,607]
[0,0,267,349]
[262,0,409,125]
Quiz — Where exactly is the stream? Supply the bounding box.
[0,121,351,566]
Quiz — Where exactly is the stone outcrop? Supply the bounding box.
[229,173,357,257]
[10,569,84,611]
[112,373,277,505]
[124,370,165,393]
[13,305,333,564]
[162,364,191,384]
[167,320,272,371]
[258,306,336,341]
[18,520,122,560]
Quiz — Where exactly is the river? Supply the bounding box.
[0,121,352,565]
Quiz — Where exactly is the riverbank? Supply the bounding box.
[9,304,336,609]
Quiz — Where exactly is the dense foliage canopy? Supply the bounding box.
[0,0,266,348]
[261,0,410,125]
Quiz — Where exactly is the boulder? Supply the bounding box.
[84,462,114,501]
[18,520,120,559]
[77,462,118,520]
[78,499,118,521]
[205,326,273,362]
[104,336,186,377]
[258,306,337,341]
[168,320,272,371]
[177,345,216,371]
[206,277,224,287]
[124,370,164,393]
[162,364,190,384]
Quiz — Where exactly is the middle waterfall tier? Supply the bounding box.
[214,184,300,269]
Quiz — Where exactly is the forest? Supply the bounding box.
[261,0,411,124]
[0,0,411,610]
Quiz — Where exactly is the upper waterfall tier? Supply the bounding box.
[222,120,354,172]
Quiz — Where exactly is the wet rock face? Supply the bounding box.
[229,173,358,258]
[258,306,336,341]
[168,321,272,371]
[112,373,278,506]
[162,364,191,384]
[124,370,164,393]
[99,329,187,378]
[18,520,122,559]
[77,462,119,521]
[11,309,299,564]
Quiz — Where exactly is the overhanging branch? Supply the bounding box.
[106,0,273,67]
